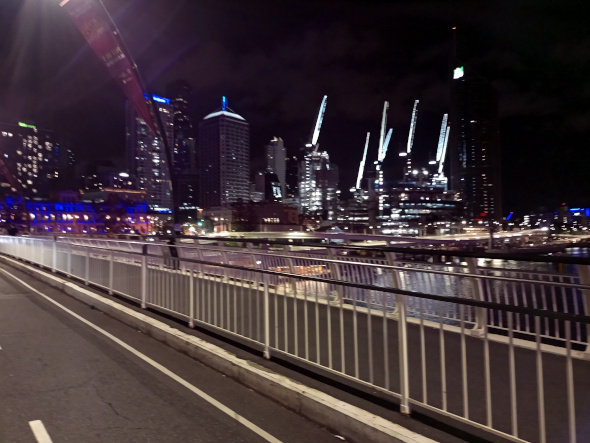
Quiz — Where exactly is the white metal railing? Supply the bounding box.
[0,235,589,443]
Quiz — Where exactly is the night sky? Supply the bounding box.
[1,0,589,215]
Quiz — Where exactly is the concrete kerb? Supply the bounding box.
[1,255,437,443]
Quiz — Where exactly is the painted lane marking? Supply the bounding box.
[29,420,53,443]
[2,270,282,443]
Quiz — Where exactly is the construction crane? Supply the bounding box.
[405,100,419,155]
[305,95,327,153]
[379,128,392,162]
[400,100,419,180]
[355,132,370,190]
[431,123,451,189]
[435,114,449,163]
[438,125,450,175]
[378,101,389,157]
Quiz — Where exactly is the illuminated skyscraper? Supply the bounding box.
[265,137,286,199]
[299,151,338,220]
[126,94,174,211]
[198,98,250,208]
[166,80,195,171]
[449,65,502,222]
[0,121,70,198]
[166,80,198,215]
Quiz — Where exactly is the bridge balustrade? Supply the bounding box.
[1,235,588,443]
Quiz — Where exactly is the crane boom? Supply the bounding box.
[438,125,450,174]
[378,101,389,155]
[406,99,419,154]
[379,128,392,162]
[310,95,327,151]
[435,114,448,162]
[355,132,370,189]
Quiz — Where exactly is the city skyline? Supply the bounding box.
[0,0,588,214]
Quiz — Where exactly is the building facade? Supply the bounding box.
[299,151,338,220]
[449,66,502,222]
[198,100,250,208]
[166,80,198,216]
[265,137,286,199]
[125,94,174,212]
[0,121,71,198]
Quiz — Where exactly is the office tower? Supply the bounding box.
[450,65,502,222]
[166,80,198,215]
[284,155,299,203]
[0,121,69,198]
[126,94,174,211]
[299,151,338,220]
[265,137,286,199]
[198,98,250,208]
[166,80,195,170]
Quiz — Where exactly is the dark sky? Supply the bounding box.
[1,0,589,214]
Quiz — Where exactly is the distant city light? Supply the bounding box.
[119,172,130,177]
[18,122,36,129]
[453,66,464,79]
[222,96,227,111]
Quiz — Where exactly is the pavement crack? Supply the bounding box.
[105,401,132,421]
[93,385,132,422]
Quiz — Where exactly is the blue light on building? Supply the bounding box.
[152,94,170,105]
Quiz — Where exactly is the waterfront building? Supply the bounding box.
[0,195,149,235]
[198,98,250,208]
[125,94,174,212]
[0,121,72,198]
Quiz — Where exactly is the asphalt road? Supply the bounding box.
[0,264,337,443]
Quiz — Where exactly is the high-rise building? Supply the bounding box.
[265,137,286,199]
[0,121,70,198]
[299,151,338,220]
[166,80,198,216]
[449,64,502,222]
[165,80,195,171]
[284,155,299,203]
[126,94,174,211]
[198,98,250,208]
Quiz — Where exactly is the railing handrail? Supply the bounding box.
[44,237,590,293]
[26,233,590,265]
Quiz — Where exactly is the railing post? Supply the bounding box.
[108,250,114,295]
[247,242,258,268]
[141,244,147,309]
[84,247,90,285]
[466,257,487,336]
[52,236,57,273]
[263,273,271,359]
[221,250,230,282]
[385,252,403,316]
[66,242,71,278]
[398,292,410,415]
[189,268,195,328]
[327,247,343,304]
[283,245,297,296]
[386,252,410,414]
[577,264,590,353]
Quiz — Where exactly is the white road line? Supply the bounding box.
[29,420,53,443]
[1,270,282,443]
